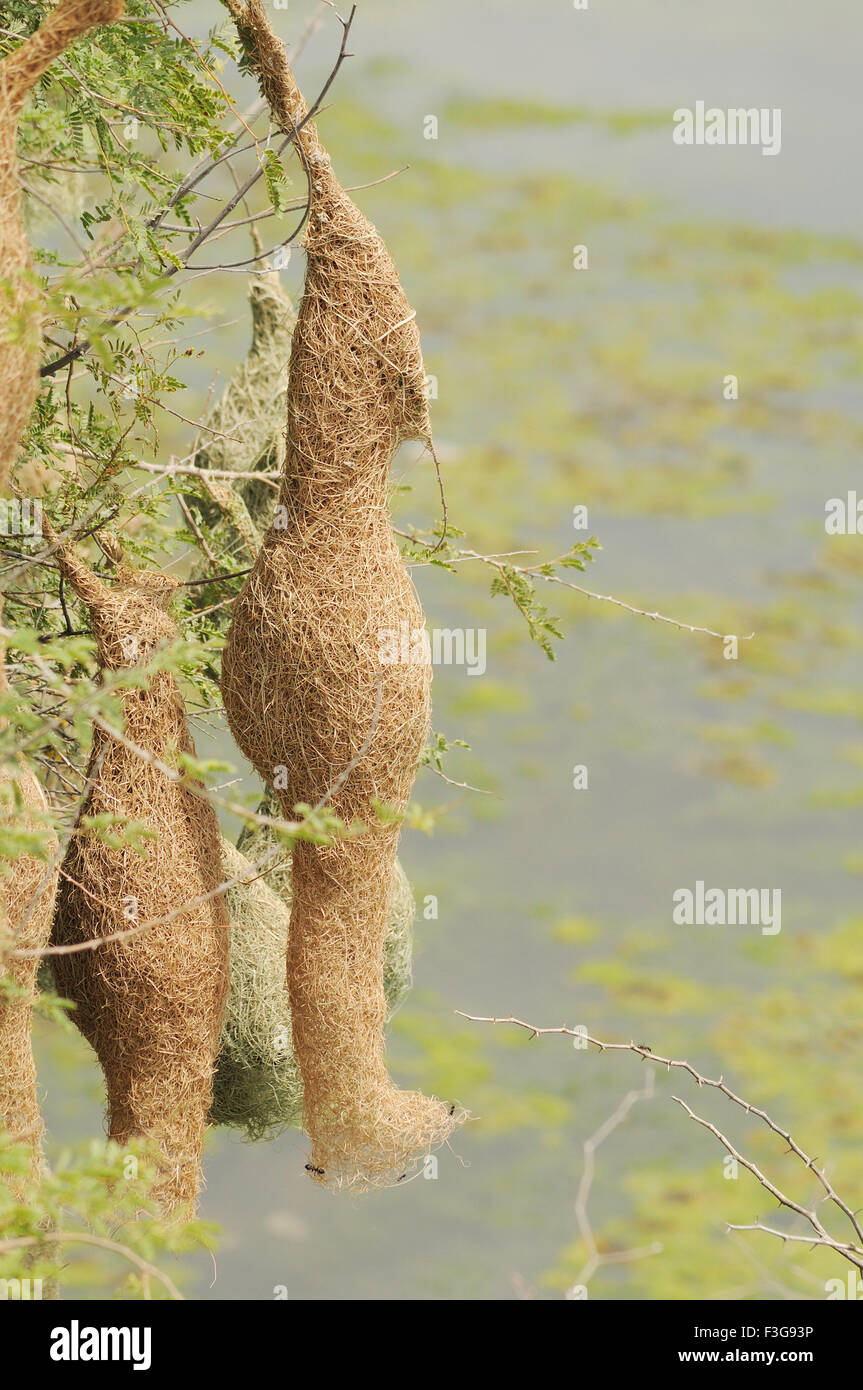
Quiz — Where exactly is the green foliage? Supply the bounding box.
[0,1133,213,1299]
[261,148,292,213]
[419,731,471,773]
[402,531,601,660]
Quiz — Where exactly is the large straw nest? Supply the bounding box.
[47,527,229,1216]
[221,0,460,1189]
[183,278,418,1145]
[0,0,125,491]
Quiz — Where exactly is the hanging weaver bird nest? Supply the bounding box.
[185,270,295,581]
[221,0,461,1189]
[46,524,229,1216]
[183,271,294,624]
[0,631,58,1194]
[192,271,293,496]
[0,0,125,491]
[211,830,414,1140]
[182,281,418,1145]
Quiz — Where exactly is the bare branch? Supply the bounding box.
[671,1094,863,1274]
[0,1232,183,1300]
[457,1012,863,1259]
[400,533,753,645]
[567,1070,662,1295]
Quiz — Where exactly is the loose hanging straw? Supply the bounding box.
[0,0,125,492]
[46,523,229,1216]
[221,0,460,1188]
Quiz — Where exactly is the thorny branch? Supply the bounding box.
[457,1013,863,1273]
[671,1095,863,1273]
[399,532,755,645]
[38,3,356,379]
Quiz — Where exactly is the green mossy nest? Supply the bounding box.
[210,833,415,1141]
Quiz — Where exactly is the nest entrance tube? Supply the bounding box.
[47,528,229,1216]
[221,0,461,1188]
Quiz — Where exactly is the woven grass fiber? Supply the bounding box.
[0,628,58,1195]
[211,828,414,1140]
[47,524,229,1216]
[187,270,293,574]
[236,790,416,1014]
[220,0,460,1189]
[0,0,124,491]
